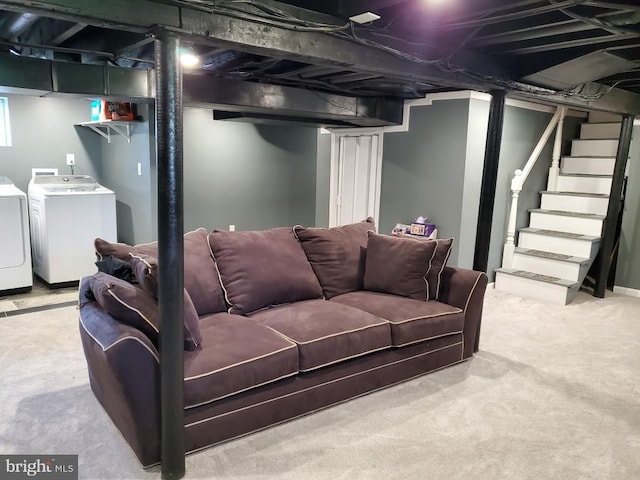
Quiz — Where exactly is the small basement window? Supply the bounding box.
[0,97,11,147]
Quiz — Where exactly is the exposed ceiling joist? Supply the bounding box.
[474,11,633,47]
[500,33,640,54]
[1,0,640,114]
[50,22,86,45]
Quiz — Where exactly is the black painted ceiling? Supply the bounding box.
[1,0,639,101]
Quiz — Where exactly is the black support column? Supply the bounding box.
[155,33,186,480]
[472,90,506,353]
[594,114,634,298]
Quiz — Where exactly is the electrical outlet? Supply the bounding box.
[229,224,235,231]
[66,153,75,166]
[137,163,142,176]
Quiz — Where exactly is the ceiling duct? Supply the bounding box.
[521,51,639,91]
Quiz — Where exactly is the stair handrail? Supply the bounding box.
[502,106,567,268]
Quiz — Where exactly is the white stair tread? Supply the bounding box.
[562,155,616,159]
[519,227,600,242]
[529,208,605,220]
[540,190,609,198]
[514,247,590,265]
[495,268,579,287]
[573,138,620,141]
[558,173,612,178]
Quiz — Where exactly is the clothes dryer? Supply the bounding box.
[28,175,116,285]
[0,176,32,293]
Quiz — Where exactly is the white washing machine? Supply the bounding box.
[28,175,117,285]
[0,176,33,292]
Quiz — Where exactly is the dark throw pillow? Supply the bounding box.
[208,227,324,315]
[94,228,227,315]
[293,218,376,299]
[89,272,202,351]
[397,235,454,300]
[364,232,437,300]
[95,255,133,283]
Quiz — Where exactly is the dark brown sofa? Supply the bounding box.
[79,221,487,468]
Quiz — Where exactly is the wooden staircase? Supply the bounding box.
[495,111,625,305]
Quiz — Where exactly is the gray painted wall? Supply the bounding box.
[100,104,153,245]
[380,99,470,266]
[487,107,582,280]
[182,108,318,232]
[315,130,331,228]
[0,94,102,193]
[615,125,640,290]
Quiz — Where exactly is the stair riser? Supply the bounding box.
[556,176,611,194]
[580,123,621,139]
[518,232,599,258]
[571,139,619,157]
[589,112,622,123]
[529,212,603,236]
[540,194,609,216]
[511,254,589,283]
[495,273,578,305]
[561,157,615,175]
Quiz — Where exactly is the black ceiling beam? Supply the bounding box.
[328,72,382,85]
[435,0,591,31]
[473,10,632,46]
[50,22,87,45]
[2,0,640,114]
[0,0,502,90]
[499,33,639,54]
[585,1,640,12]
[115,36,154,55]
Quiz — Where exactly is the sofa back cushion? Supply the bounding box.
[293,218,376,299]
[88,272,202,351]
[363,232,437,301]
[208,227,323,315]
[397,235,454,300]
[94,228,226,315]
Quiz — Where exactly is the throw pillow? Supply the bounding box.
[129,254,159,296]
[363,232,437,300]
[89,272,202,351]
[95,255,134,283]
[94,228,227,315]
[293,218,376,299]
[208,227,324,315]
[397,235,454,300]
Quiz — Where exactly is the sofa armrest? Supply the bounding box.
[437,267,488,359]
[79,298,161,467]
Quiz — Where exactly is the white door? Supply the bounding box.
[330,131,383,227]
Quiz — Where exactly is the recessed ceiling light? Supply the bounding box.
[349,12,381,24]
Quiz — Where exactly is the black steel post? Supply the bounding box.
[594,114,634,298]
[473,90,506,273]
[472,90,506,353]
[155,34,185,480]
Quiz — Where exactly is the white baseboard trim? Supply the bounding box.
[487,282,495,289]
[613,286,640,298]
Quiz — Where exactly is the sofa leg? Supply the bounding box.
[473,316,482,353]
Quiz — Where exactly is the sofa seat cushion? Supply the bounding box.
[250,300,391,372]
[184,313,299,409]
[331,291,464,347]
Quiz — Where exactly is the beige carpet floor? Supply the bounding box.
[1,288,639,480]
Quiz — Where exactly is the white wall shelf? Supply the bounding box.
[76,120,136,143]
